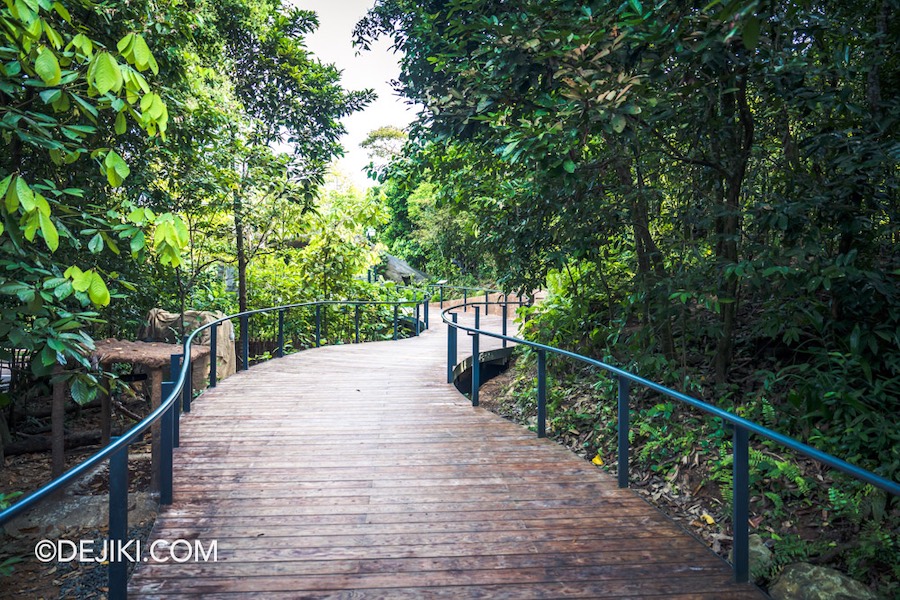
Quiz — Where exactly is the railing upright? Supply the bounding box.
[617,377,630,488]
[209,323,218,387]
[159,381,175,506]
[315,304,321,347]
[354,305,361,343]
[447,313,458,383]
[537,349,546,438]
[501,298,508,349]
[169,354,182,448]
[733,425,750,583]
[107,438,129,600]
[393,305,399,340]
[240,314,249,370]
[181,340,191,414]
[471,307,480,406]
[277,309,285,358]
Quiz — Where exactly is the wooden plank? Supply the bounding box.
[129,311,764,598]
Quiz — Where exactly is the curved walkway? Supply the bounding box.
[129,308,764,598]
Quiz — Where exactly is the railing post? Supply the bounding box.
[393,304,399,340]
[209,323,218,388]
[471,307,480,406]
[169,354,182,448]
[440,285,444,309]
[354,305,360,343]
[733,425,750,583]
[415,302,421,336]
[107,437,128,600]
[484,291,489,315]
[240,314,249,370]
[424,298,429,330]
[180,338,191,414]
[447,312,458,383]
[463,289,467,312]
[277,309,285,358]
[315,304,321,347]
[502,299,508,349]
[537,349,546,438]
[159,381,175,506]
[617,376,630,488]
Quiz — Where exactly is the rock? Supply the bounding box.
[4,492,157,538]
[728,533,773,583]
[769,562,877,600]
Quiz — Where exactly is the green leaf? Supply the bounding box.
[103,150,130,187]
[34,46,61,86]
[88,232,103,253]
[132,35,155,73]
[51,1,71,22]
[91,52,123,95]
[563,159,576,173]
[38,211,58,251]
[743,16,760,50]
[0,175,12,202]
[629,0,642,13]
[114,111,126,135]
[71,376,97,405]
[15,177,34,212]
[87,272,110,306]
[611,114,627,133]
[65,266,92,292]
[130,230,145,253]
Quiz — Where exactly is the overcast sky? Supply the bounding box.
[293,0,416,190]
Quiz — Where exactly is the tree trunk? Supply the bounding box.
[51,367,66,477]
[714,75,753,384]
[611,147,675,360]
[234,189,248,313]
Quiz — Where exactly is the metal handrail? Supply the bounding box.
[442,298,900,585]
[0,294,431,599]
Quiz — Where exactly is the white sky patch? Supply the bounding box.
[290,0,416,190]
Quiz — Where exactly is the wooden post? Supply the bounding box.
[149,368,163,492]
[100,375,112,446]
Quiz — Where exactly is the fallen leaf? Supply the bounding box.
[701,513,715,525]
[591,454,604,466]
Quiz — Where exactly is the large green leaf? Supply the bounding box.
[38,211,59,251]
[91,52,123,94]
[103,150,130,187]
[34,46,61,86]
[87,272,110,306]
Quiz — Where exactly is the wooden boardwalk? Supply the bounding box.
[129,308,764,599]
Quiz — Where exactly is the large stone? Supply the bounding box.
[769,562,877,600]
[4,492,157,538]
[729,533,774,583]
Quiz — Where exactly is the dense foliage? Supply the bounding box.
[0,0,376,458]
[357,0,898,593]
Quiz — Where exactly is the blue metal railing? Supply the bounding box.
[443,299,900,585]
[0,294,430,599]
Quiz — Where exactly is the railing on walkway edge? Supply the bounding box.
[0,293,431,599]
[442,299,900,585]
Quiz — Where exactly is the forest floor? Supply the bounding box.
[0,395,156,600]
[474,360,895,599]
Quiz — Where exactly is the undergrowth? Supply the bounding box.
[490,347,899,597]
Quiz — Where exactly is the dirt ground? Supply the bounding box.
[1,394,157,600]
